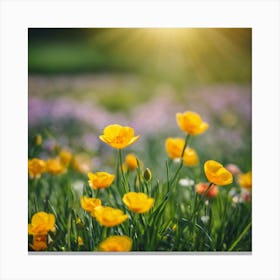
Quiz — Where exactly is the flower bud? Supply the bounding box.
[35,134,42,146]
[143,168,152,181]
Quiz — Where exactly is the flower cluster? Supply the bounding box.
[164,110,208,166]
[28,148,92,179]
[28,109,250,252]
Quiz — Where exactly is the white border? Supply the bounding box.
[0,0,279,279]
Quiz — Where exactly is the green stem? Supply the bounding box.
[95,189,100,199]
[66,211,72,251]
[118,149,129,193]
[101,226,108,242]
[191,183,213,223]
[228,221,252,251]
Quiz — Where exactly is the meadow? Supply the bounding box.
[28,28,252,252]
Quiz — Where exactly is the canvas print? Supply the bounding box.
[28,28,252,252]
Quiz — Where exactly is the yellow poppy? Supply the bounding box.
[28,158,46,179]
[238,171,252,190]
[46,158,66,175]
[59,149,72,167]
[122,192,154,213]
[124,153,138,171]
[176,111,208,135]
[99,235,132,252]
[99,124,140,149]
[93,206,128,227]
[88,172,115,190]
[28,212,56,235]
[80,196,102,213]
[183,147,199,166]
[165,137,185,159]
[204,160,233,186]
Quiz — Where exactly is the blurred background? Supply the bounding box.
[28,28,252,178]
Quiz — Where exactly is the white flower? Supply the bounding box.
[173,158,182,164]
[232,195,242,204]
[72,180,84,193]
[201,216,210,225]
[179,178,194,187]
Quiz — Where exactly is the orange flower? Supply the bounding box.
[195,182,219,198]
[28,158,46,179]
[88,172,115,190]
[122,192,154,213]
[99,124,140,149]
[80,196,102,213]
[93,206,128,227]
[204,160,233,186]
[176,111,208,135]
[225,163,241,176]
[99,236,132,252]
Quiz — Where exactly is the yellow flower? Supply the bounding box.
[71,153,91,174]
[124,153,138,171]
[238,171,252,190]
[204,160,233,186]
[99,124,140,149]
[28,158,46,179]
[28,212,56,235]
[78,236,84,246]
[59,149,72,167]
[46,158,66,175]
[30,234,47,251]
[165,138,199,166]
[183,147,199,166]
[165,137,185,159]
[93,206,128,227]
[88,172,115,190]
[80,196,102,213]
[122,192,154,213]
[99,235,132,252]
[176,111,209,135]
